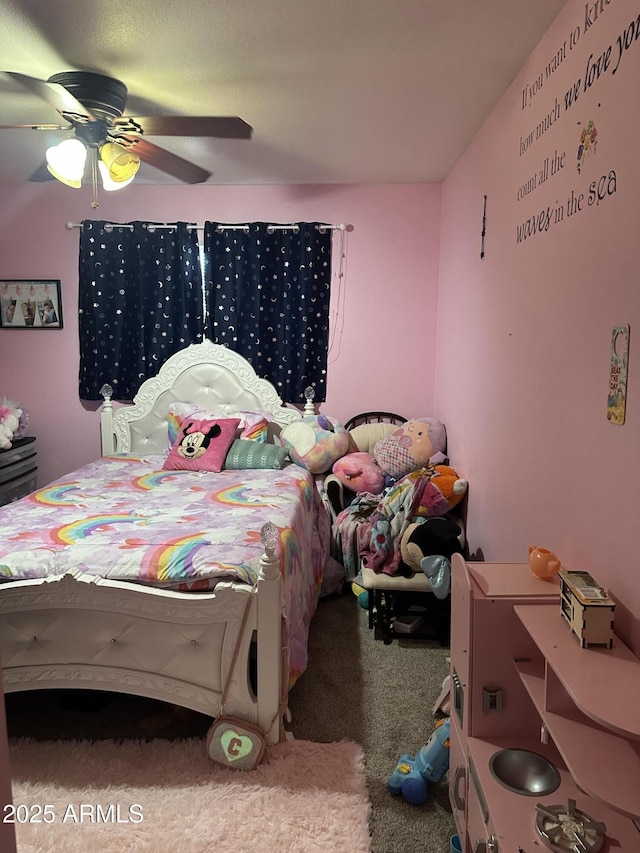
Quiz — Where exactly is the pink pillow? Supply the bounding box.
[163,417,240,473]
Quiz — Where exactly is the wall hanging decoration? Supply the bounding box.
[607,324,629,424]
[0,280,62,329]
[480,194,487,259]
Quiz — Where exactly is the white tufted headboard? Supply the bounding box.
[100,340,302,455]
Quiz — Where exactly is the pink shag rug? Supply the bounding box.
[9,737,371,853]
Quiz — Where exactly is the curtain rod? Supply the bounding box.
[65,221,353,233]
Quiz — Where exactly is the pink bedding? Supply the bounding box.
[0,454,327,680]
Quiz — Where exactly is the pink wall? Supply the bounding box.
[5,0,638,650]
[436,0,640,649]
[0,182,441,486]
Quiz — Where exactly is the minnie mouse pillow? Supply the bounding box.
[163,417,240,473]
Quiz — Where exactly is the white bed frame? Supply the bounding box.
[0,341,303,745]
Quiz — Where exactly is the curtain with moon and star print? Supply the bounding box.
[203,221,331,404]
[78,220,204,400]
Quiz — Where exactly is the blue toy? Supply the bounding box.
[388,717,451,805]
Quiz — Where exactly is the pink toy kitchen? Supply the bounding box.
[449,553,640,853]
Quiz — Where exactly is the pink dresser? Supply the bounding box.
[449,554,640,852]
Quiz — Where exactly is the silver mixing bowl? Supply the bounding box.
[489,748,561,796]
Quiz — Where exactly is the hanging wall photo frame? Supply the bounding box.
[0,279,63,329]
[607,324,629,425]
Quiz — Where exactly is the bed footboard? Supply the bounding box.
[0,526,284,744]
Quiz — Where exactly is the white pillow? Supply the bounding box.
[348,422,398,455]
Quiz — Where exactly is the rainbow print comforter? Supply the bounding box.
[0,454,327,680]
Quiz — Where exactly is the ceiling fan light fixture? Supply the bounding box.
[99,141,140,185]
[97,159,137,191]
[45,138,87,188]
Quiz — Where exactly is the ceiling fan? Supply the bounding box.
[0,70,252,193]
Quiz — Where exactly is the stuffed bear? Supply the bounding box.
[280,413,350,474]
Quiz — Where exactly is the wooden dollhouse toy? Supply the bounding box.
[558,569,615,649]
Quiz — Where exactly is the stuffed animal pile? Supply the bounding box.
[332,417,448,496]
[280,412,468,580]
[309,415,469,580]
[283,413,467,520]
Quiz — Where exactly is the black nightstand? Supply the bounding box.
[0,436,37,506]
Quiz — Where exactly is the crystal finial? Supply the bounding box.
[260,521,278,553]
[303,386,316,415]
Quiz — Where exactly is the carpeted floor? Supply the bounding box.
[287,591,456,853]
[10,737,371,853]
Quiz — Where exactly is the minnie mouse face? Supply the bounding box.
[177,421,222,460]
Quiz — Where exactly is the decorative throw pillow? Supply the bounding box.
[163,417,240,473]
[224,439,290,470]
[237,412,270,442]
[347,421,399,454]
[167,403,269,447]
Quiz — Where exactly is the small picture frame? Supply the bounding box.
[0,279,63,329]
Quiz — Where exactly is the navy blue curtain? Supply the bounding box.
[203,222,331,403]
[78,221,204,400]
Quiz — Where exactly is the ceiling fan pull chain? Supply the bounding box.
[90,149,99,209]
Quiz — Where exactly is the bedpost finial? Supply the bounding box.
[260,521,278,554]
[100,383,113,401]
[259,522,280,581]
[303,386,315,416]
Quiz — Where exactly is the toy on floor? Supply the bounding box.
[388,717,450,806]
[432,675,452,717]
[351,579,370,610]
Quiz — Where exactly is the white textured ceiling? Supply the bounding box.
[0,0,566,186]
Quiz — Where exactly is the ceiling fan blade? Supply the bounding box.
[0,123,67,130]
[132,138,211,183]
[5,72,93,121]
[121,115,252,139]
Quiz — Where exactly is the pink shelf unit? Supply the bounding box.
[514,604,640,736]
[515,603,640,819]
